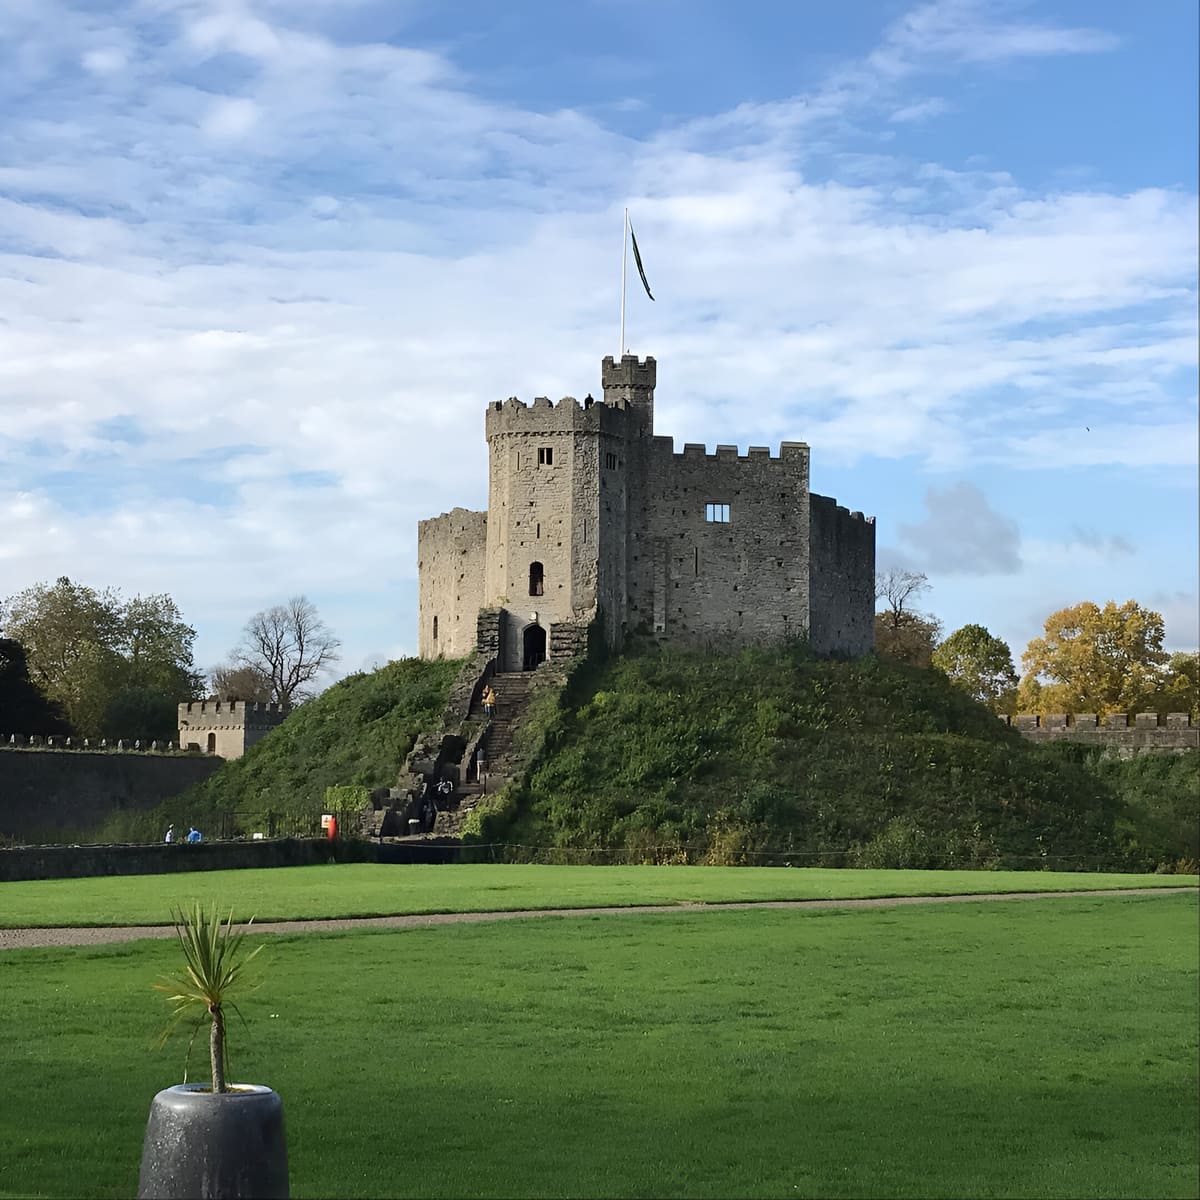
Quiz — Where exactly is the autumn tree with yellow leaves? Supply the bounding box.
[1017,600,1173,715]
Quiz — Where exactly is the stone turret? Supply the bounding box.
[601,354,655,433]
[177,699,291,759]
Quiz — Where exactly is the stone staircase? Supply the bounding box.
[432,670,543,837]
[477,671,541,775]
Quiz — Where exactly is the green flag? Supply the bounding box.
[629,222,654,301]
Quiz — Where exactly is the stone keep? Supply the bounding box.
[418,355,875,671]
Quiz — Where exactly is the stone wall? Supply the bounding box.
[0,748,223,841]
[808,494,876,655]
[417,507,487,659]
[0,836,378,883]
[639,440,811,647]
[1006,712,1198,755]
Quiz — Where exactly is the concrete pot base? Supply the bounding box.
[137,1083,289,1199]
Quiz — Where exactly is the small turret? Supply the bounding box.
[601,354,656,434]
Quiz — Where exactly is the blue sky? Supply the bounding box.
[1,0,1196,687]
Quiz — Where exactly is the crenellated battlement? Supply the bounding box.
[1004,712,1198,755]
[177,697,292,759]
[601,353,656,390]
[485,392,631,438]
[660,439,812,466]
[180,699,289,718]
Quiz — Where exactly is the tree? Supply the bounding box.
[230,596,340,705]
[0,638,71,735]
[1018,600,1170,715]
[874,568,942,667]
[0,577,204,738]
[210,663,273,703]
[103,593,206,740]
[1152,651,1199,718]
[932,624,1019,714]
[1,577,124,734]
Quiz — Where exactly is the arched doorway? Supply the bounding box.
[522,623,547,671]
[206,732,217,754]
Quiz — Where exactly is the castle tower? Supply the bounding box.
[481,394,633,669]
[416,352,876,667]
[601,354,655,434]
[177,699,290,759]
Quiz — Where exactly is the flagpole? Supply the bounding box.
[619,206,628,357]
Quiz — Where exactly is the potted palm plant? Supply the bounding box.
[138,903,289,1199]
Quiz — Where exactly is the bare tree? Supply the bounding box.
[231,596,340,705]
[210,662,273,702]
[875,568,942,667]
[875,568,930,631]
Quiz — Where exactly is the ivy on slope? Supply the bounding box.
[490,647,1128,869]
[177,657,462,818]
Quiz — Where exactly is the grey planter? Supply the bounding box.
[138,1084,288,1199]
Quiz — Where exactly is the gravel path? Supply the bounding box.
[0,887,1191,950]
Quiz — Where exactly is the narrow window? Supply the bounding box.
[694,547,699,575]
[529,561,544,596]
[605,452,617,470]
[536,522,541,538]
[538,446,553,466]
[432,615,438,641]
[705,503,731,523]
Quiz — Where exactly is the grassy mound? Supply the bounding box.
[96,657,462,840]
[472,645,1151,869]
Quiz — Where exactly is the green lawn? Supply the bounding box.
[0,863,1194,929]
[0,893,1196,1199]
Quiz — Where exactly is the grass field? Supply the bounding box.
[1,863,1195,928]
[0,892,1195,1199]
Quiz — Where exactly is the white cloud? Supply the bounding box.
[889,97,949,123]
[81,46,128,74]
[0,0,1192,673]
[200,96,260,140]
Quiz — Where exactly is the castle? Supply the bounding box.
[418,355,875,671]
[177,699,290,759]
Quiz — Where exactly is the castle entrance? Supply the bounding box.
[522,623,546,671]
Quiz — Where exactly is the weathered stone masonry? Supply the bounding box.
[418,355,876,668]
[1006,712,1198,756]
[177,699,290,760]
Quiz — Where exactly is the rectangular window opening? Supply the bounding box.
[605,452,617,470]
[538,446,554,466]
[705,502,731,523]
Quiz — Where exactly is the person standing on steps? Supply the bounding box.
[164,824,175,844]
[482,684,497,721]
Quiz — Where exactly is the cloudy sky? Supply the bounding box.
[1,0,1196,687]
